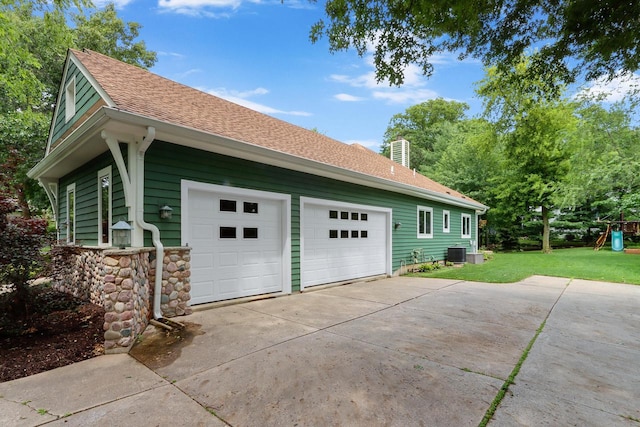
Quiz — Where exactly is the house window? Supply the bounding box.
[65,76,76,123]
[417,206,433,238]
[443,210,450,233]
[462,214,471,238]
[66,183,76,244]
[97,166,112,246]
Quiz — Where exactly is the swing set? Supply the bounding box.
[594,221,640,251]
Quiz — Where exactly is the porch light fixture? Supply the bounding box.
[394,222,402,229]
[159,204,173,220]
[111,220,132,249]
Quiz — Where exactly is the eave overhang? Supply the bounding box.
[29,106,489,213]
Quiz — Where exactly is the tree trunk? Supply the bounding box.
[17,186,31,219]
[541,205,552,253]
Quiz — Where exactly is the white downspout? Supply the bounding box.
[135,127,164,320]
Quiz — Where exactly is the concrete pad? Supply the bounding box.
[46,384,225,427]
[566,278,640,297]
[177,331,503,427]
[327,304,533,380]
[0,354,165,425]
[490,387,637,426]
[517,275,571,289]
[514,331,640,420]
[145,305,318,382]
[244,291,389,328]
[402,282,561,330]
[546,291,640,350]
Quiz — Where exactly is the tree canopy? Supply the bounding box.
[0,1,156,217]
[310,0,640,87]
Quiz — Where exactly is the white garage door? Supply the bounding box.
[182,181,291,305]
[301,197,391,288]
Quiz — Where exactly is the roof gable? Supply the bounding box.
[64,48,483,209]
[46,52,112,155]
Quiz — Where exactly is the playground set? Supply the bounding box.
[594,220,640,251]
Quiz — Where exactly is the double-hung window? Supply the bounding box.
[461,213,471,238]
[417,206,433,238]
[443,210,450,233]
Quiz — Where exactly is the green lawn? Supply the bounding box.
[411,247,640,284]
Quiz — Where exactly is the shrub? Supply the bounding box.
[0,195,48,317]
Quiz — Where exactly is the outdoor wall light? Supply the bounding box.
[111,220,132,249]
[159,204,173,220]
[394,222,402,229]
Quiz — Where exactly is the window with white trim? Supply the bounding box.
[443,210,450,233]
[417,206,433,238]
[98,166,112,246]
[65,76,76,123]
[66,183,76,244]
[461,213,471,238]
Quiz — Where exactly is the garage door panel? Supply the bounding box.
[302,201,389,287]
[186,185,286,304]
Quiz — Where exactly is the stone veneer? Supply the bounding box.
[51,246,191,353]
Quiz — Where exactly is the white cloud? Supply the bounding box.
[158,51,187,59]
[334,93,364,102]
[93,0,135,7]
[372,88,439,104]
[157,0,266,16]
[203,87,311,117]
[578,72,640,102]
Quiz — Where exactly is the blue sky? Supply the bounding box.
[102,0,638,152]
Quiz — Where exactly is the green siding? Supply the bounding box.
[50,62,102,145]
[144,142,478,291]
[58,147,127,245]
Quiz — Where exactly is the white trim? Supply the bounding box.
[66,183,76,244]
[64,76,76,123]
[300,196,392,290]
[461,213,472,238]
[97,166,112,246]
[181,179,292,296]
[417,205,433,239]
[443,209,450,233]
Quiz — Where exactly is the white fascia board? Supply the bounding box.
[101,108,488,212]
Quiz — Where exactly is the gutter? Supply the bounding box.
[134,127,164,320]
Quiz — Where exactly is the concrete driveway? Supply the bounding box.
[1,276,639,426]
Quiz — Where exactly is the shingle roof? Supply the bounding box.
[70,49,481,207]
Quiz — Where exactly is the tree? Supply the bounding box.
[310,0,640,87]
[381,98,469,170]
[0,194,48,318]
[0,1,156,216]
[561,102,640,221]
[477,57,577,253]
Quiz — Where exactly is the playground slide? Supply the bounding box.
[611,230,624,251]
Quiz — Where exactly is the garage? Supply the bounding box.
[300,197,392,289]
[181,180,291,305]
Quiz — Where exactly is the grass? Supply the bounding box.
[411,247,640,284]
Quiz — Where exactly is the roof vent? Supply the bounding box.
[390,139,410,168]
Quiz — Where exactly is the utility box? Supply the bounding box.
[466,253,484,264]
[447,247,466,263]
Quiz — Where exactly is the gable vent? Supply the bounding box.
[390,139,410,168]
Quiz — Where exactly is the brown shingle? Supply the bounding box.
[71,49,481,206]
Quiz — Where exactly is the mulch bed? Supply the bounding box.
[0,285,105,382]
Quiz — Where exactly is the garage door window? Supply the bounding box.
[220,200,236,212]
[244,202,258,213]
[417,206,433,238]
[220,226,237,238]
[243,227,258,239]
